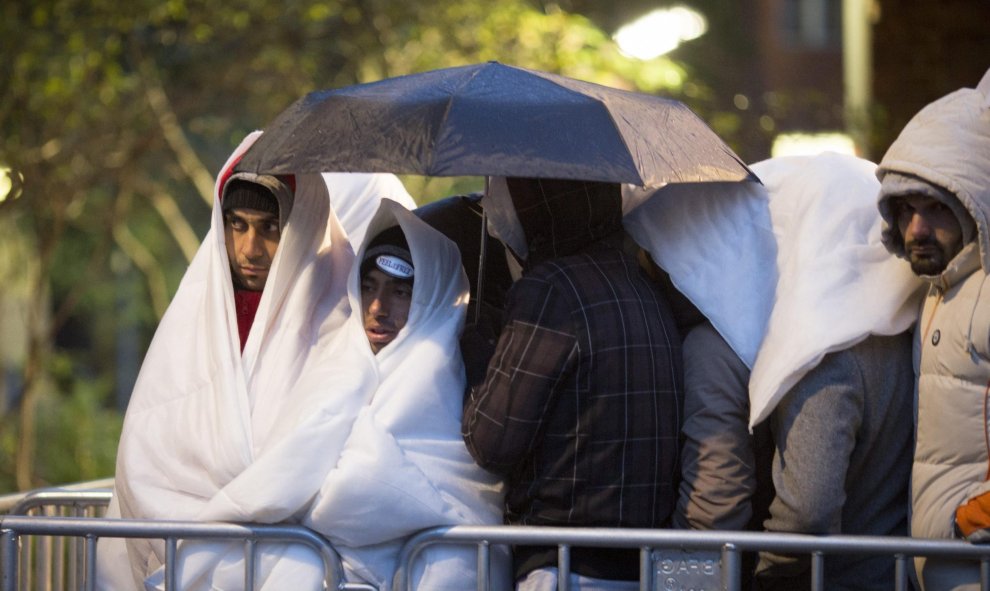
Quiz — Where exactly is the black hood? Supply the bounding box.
[506,177,622,266]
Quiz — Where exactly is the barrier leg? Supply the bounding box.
[810,552,824,591]
[557,545,570,591]
[2,530,18,591]
[477,540,490,591]
[638,547,651,591]
[721,544,741,591]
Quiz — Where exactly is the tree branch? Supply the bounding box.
[112,220,170,321]
[140,178,202,264]
[139,59,216,207]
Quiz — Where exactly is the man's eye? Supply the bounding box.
[265,223,280,234]
[396,286,413,298]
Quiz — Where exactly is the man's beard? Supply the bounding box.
[905,238,952,276]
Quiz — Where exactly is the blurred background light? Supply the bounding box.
[614,6,708,59]
[771,132,858,157]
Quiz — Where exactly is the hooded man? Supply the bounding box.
[462,177,684,590]
[220,171,296,349]
[299,200,507,590]
[876,68,990,591]
[747,153,922,591]
[358,226,415,354]
[626,154,922,590]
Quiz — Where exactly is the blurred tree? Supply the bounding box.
[0,0,695,492]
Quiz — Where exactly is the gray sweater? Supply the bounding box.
[755,332,914,591]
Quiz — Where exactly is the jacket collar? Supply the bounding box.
[927,241,982,292]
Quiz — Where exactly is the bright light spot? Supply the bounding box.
[772,132,858,157]
[0,167,12,204]
[733,94,750,110]
[614,6,708,60]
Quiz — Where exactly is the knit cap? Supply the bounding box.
[360,225,414,282]
[221,172,295,229]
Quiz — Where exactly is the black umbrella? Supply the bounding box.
[235,61,754,186]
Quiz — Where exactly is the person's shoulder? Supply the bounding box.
[684,322,731,355]
[539,244,630,274]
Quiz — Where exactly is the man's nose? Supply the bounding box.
[241,229,265,259]
[369,294,389,317]
[907,212,933,240]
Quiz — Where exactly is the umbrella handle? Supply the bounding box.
[474,178,489,326]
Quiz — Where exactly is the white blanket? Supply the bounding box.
[623,180,777,368]
[323,172,417,248]
[302,200,506,590]
[622,153,925,428]
[747,153,926,426]
[98,130,354,590]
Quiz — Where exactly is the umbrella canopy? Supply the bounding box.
[236,61,754,187]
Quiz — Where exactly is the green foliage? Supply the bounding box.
[0,355,122,493]
[35,355,122,487]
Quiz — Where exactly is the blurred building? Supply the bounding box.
[733,0,989,159]
[606,0,989,161]
[872,0,990,155]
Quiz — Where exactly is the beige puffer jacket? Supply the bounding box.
[877,69,990,591]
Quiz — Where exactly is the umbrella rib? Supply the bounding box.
[429,66,488,175]
[523,68,648,185]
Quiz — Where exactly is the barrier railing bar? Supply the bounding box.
[51,515,61,591]
[638,546,651,591]
[2,530,19,591]
[85,535,97,591]
[165,536,177,591]
[811,551,824,591]
[244,538,257,590]
[477,540,490,591]
[0,480,115,515]
[721,543,741,591]
[395,525,990,591]
[399,525,990,557]
[894,554,908,591]
[557,544,570,591]
[8,491,112,518]
[20,526,31,591]
[69,524,81,591]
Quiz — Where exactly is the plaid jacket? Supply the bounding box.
[463,241,684,576]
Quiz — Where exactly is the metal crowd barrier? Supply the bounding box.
[0,482,114,591]
[0,480,115,516]
[0,484,366,591]
[394,525,990,591]
[0,515,355,591]
[7,486,990,591]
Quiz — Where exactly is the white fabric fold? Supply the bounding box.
[622,153,925,429]
[483,175,529,260]
[747,153,926,427]
[622,180,777,368]
[323,172,417,248]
